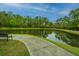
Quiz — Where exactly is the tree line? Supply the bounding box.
[0,11,53,28]
[0,8,79,30]
[54,8,79,30]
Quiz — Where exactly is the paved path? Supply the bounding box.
[12,34,74,56]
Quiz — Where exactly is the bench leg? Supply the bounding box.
[9,35,13,40]
[7,36,8,41]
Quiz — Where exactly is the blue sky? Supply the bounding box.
[0,3,79,22]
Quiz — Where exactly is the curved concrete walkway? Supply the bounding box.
[12,34,74,56]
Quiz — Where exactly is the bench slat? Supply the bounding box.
[0,33,12,41]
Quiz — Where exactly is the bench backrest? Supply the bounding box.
[0,33,8,37]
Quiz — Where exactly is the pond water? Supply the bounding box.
[0,30,79,48]
[47,31,79,48]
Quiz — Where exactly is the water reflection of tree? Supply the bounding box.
[55,31,79,47]
[0,30,52,38]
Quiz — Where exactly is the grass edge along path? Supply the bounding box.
[19,34,78,56]
[13,34,74,56]
[45,39,79,56]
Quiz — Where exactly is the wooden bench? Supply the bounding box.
[0,32,12,41]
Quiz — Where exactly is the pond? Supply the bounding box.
[0,30,79,48]
[47,31,79,48]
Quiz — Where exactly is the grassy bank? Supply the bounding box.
[0,27,53,31]
[0,40,30,56]
[45,39,79,56]
[0,27,79,34]
[55,29,79,35]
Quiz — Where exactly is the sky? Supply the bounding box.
[0,3,79,22]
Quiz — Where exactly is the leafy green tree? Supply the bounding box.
[69,8,79,28]
[0,11,53,28]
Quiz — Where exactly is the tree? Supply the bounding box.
[69,8,79,29]
[55,16,71,29]
[0,11,53,28]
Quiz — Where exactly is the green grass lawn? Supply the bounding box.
[45,39,79,56]
[0,40,30,56]
[0,27,53,31]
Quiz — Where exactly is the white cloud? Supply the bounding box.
[3,3,56,13]
[3,3,22,7]
[58,9,71,16]
[3,3,47,11]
